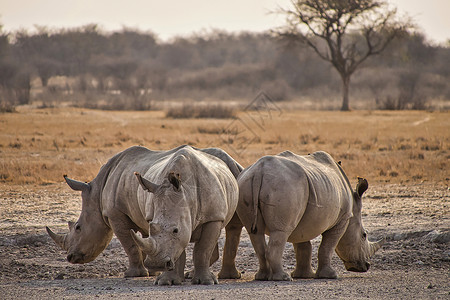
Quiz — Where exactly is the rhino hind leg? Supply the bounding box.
[248,231,270,280]
[191,221,222,285]
[266,231,292,281]
[316,219,348,279]
[218,213,243,279]
[245,214,270,280]
[291,241,315,279]
[108,214,149,278]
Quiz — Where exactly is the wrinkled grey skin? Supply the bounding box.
[46,145,242,284]
[130,146,238,285]
[223,151,384,281]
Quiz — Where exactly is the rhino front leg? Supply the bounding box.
[316,219,348,279]
[185,243,218,279]
[291,241,315,278]
[266,231,292,281]
[108,214,149,278]
[191,221,222,285]
[218,212,243,279]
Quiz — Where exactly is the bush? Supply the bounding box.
[0,101,16,113]
[166,103,235,119]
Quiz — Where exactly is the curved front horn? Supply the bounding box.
[46,226,68,251]
[134,172,159,193]
[130,229,157,254]
[64,175,90,193]
[368,238,385,257]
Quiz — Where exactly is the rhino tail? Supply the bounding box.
[250,171,263,234]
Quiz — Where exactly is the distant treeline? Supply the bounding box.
[0,25,449,110]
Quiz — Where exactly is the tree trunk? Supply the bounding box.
[340,75,351,111]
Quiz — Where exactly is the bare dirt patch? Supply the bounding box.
[0,183,448,299]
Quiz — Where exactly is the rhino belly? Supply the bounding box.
[287,206,341,243]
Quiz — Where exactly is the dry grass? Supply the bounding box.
[0,107,448,187]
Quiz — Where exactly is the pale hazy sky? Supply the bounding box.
[0,0,448,44]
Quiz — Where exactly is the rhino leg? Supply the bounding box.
[218,213,243,279]
[316,219,349,279]
[247,217,270,280]
[108,214,149,278]
[291,241,315,278]
[155,250,186,286]
[185,243,219,279]
[266,231,292,281]
[191,221,222,285]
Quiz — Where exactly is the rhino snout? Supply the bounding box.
[67,252,88,264]
[345,261,370,272]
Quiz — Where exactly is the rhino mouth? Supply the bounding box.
[143,256,175,271]
[67,253,90,264]
[345,261,370,272]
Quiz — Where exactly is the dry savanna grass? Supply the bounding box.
[0,107,448,188]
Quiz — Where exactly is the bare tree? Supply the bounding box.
[278,0,411,110]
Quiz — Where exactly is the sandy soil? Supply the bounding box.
[0,182,449,299]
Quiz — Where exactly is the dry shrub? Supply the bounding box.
[0,102,17,113]
[197,126,224,135]
[166,103,235,119]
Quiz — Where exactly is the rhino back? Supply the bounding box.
[197,147,243,179]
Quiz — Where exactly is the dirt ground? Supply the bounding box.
[0,182,448,299]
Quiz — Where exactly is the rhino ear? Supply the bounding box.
[168,172,181,190]
[64,175,90,193]
[68,221,75,230]
[135,172,159,193]
[356,177,369,198]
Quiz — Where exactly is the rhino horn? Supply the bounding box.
[130,229,157,254]
[64,175,90,193]
[134,172,159,193]
[46,226,68,251]
[368,238,385,257]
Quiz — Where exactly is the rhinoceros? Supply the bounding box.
[46,145,241,285]
[226,150,384,281]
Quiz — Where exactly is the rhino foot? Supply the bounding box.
[191,270,218,285]
[218,267,241,279]
[291,268,315,279]
[254,269,270,281]
[155,272,184,286]
[124,267,149,278]
[315,266,338,279]
[270,271,292,281]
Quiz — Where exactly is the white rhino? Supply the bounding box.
[226,150,384,281]
[46,145,241,285]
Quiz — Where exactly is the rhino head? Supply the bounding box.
[46,175,113,264]
[335,177,385,272]
[131,172,192,271]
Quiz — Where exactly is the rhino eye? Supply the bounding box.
[173,228,179,234]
